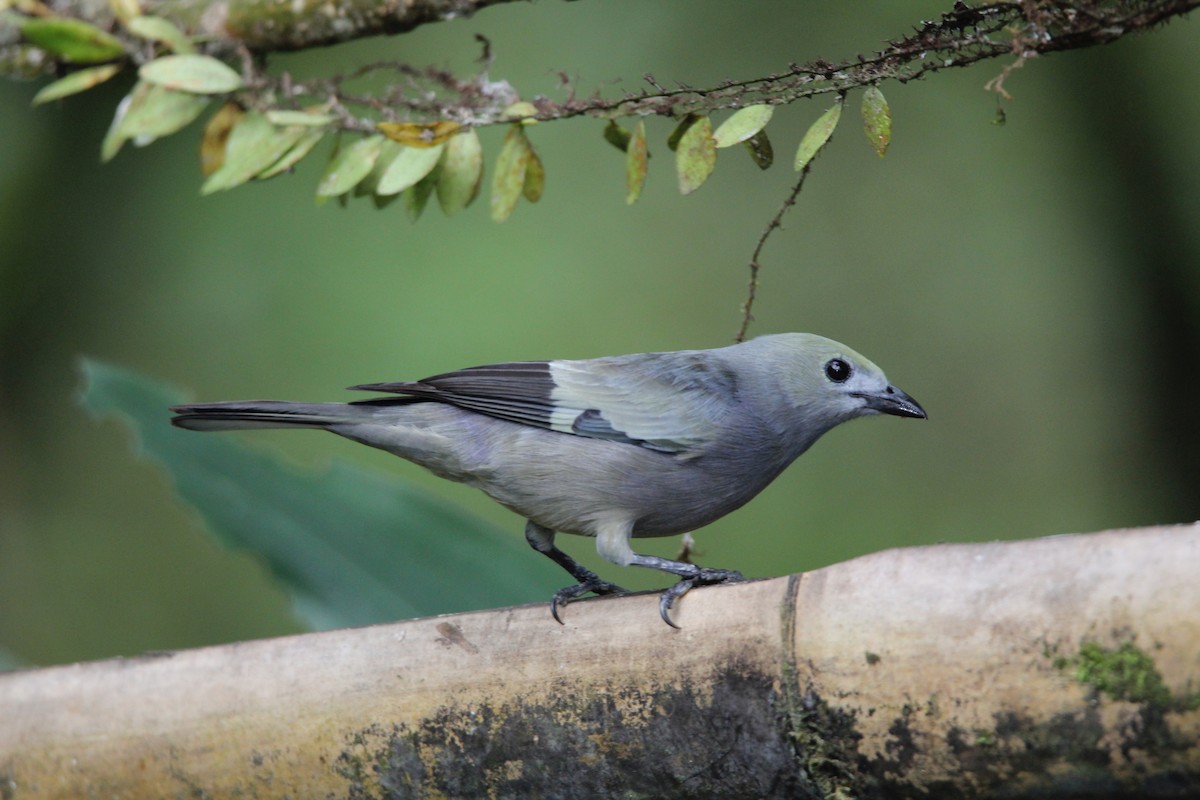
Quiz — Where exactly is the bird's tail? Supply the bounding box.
[170,401,371,432]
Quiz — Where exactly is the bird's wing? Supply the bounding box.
[350,352,737,454]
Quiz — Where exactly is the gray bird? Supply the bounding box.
[171,333,925,626]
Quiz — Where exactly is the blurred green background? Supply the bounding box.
[2,1,1198,667]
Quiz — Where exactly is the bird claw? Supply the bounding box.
[549,578,627,624]
[657,568,745,628]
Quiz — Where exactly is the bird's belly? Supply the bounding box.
[473,441,779,539]
[352,405,788,540]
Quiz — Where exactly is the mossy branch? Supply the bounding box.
[3,524,1198,798]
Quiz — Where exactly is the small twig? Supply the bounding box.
[984,50,1034,101]
[735,163,814,343]
[474,33,493,67]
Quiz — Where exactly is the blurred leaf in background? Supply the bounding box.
[79,360,562,630]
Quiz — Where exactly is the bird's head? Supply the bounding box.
[742,333,926,433]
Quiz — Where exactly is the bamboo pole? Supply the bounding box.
[2,524,1198,798]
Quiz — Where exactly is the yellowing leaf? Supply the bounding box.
[32,63,120,105]
[201,111,304,194]
[712,104,774,148]
[199,102,242,175]
[743,129,773,170]
[19,17,125,63]
[490,125,531,222]
[125,15,194,54]
[140,54,242,94]
[794,99,842,172]
[861,86,891,157]
[523,147,544,203]
[675,115,716,195]
[377,121,461,148]
[436,128,483,216]
[625,120,647,205]
[376,143,444,196]
[315,134,383,197]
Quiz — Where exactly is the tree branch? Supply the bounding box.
[6,1,1199,125]
[3,524,1198,798]
[55,0,528,51]
[237,0,1200,129]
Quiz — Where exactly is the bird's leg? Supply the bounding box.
[675,532,700,564]
[524,521,626,623]
[628,553,745,629]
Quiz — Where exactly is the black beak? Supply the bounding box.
[855,385,927,419]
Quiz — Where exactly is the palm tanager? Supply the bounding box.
[171,333,925,626]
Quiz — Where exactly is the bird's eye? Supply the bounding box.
[824,358,852,383]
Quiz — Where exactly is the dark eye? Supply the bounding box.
[824,358,852,383]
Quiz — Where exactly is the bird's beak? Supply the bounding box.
[855,385,927,419]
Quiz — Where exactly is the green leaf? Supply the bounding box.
[490,125,532,222]
[122,83,209,140]
[501,101,538,124]
[265,109,335,127]
[109,0,142,25]
[625,119,647,205]
[675,114,716,195]
[256,128,324,180]
[102,79,209,160]
[201,111,305,194]
[666,114,699,152]
[357,140,399,195]
[861,86,892,157]
[712,104,774,148]
[371,191,401,211]
[101,87,135,162]
[32,63,121,105]
[315,134,383,198]
[376,142,444,196]
[78,360,562,629]
[794,99,843,172]
[604,120,631,152]
[140,54,242,94]
[125,15,195,54]
[523,146,545,203]
[404,169,438,220]
[19,17,125,64]
[743,129,773,170]
[436,129,483,216]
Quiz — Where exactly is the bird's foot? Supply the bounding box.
[549,578,628,624]
[658,567,745,629]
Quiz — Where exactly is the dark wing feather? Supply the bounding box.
[350,362,559,430]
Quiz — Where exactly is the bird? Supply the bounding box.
[170,333,925,626]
